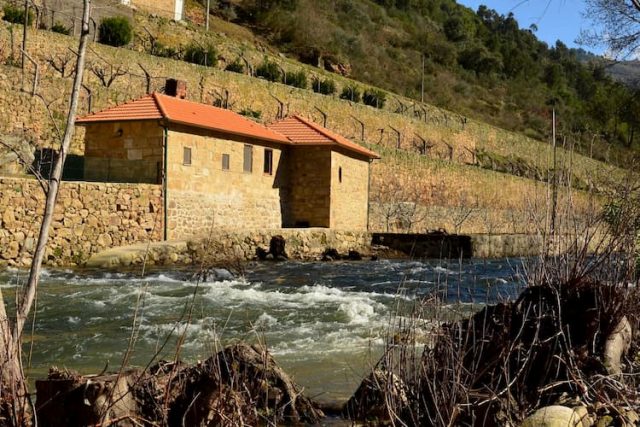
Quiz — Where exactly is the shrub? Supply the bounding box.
[256,59,282,82]
[150,41,178,59]
[2,4,34,25]
[340,85,361,103]
[98,17,132,47]
[225,59,245,74]
[184,42,218,67]
[239,108,262,120]
[311,77,336,95]
[50,22,70,35]
[284,70,307,88]
[363,89,386,108]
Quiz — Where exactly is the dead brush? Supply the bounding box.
[346,173,640,426]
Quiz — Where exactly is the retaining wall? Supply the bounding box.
[0,177,163,267]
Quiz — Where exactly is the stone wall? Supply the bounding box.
[286,147,331,228]
[84,121,164,183]
[0,177,162,267]
[165,127,286,239]
[330,149,370,230]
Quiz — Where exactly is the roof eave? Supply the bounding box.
[75,117,163,125]
[166,119,292,145]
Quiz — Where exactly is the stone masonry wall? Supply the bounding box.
[84,121,164,183]
[165,127,286,239]
[0,177,162,267]
[330,149,370,230]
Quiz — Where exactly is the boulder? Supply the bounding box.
[603,316,632,375]
[0,133,35,175]
[521,405,592,427]
[268,235,288,261]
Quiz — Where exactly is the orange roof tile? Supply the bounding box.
[76,93,290,144]
[268,115,380,159]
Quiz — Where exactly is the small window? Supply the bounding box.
[243,145,253,173]
[222,153,230,170]
[338,166,342,183]
[263,149,273,175]
[183,147,192,166]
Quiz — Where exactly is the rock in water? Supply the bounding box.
[269,235,288,260]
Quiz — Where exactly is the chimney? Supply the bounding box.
[165,78,187,99]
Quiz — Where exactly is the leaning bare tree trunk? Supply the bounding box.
[14,0,91,343]
[1,1,91,422]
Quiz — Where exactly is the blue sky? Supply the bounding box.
[456,0,603,54]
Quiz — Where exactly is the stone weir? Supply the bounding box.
[85,230,556,269]
[85,229,373,269]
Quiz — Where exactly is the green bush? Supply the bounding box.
[256,59,282,82]
[239,108,262,120]
[311,77,336,95]
[184,42,218,67]
[225,59,245,73]
[363,89,386,108]
[284,70,307,88]
[340,85,361,102]
[98,17,133,47]
[50,22,70,35]
[149,41,178,59]
[2,4,34,25]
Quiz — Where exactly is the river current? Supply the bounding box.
[0,258,526,402]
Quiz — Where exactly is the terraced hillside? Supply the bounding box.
[0,9,622,234]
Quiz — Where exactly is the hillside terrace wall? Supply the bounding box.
[0,177,162,267]
[0,22,601,236]
[0,23,475,161]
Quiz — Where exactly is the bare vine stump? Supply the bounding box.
[34,344,322,426]
[343,369,408,423]
[167,343,322,426]
[35,368,139,426]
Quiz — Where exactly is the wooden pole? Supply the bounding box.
[205,0,210,31]
[21,0,28,71]
[551,107,558,236]
[421,53,425,104]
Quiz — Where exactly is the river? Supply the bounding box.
[0,258,526,403]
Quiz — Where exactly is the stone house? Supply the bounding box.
[75,83,379,240]
[119,0,184,21]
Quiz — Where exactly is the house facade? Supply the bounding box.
[76,86,379,240]
[120,0,184,21]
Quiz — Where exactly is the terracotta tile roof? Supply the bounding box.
[268,115,380,159]
[75,94,163,122]
[76,93,290,144]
